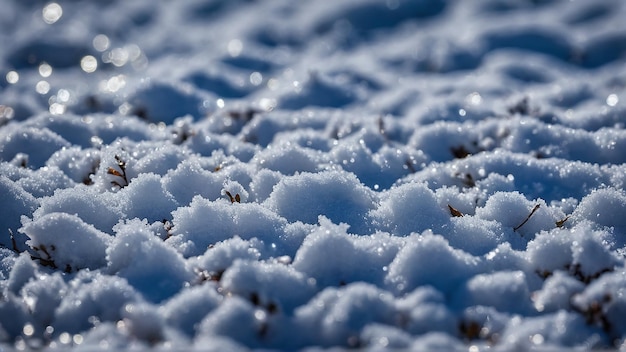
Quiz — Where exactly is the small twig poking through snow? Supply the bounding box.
[459,319,497,344]
[448,204,464,217]
[4,230,61,270]
[10,153,29,168]
[38,244,52,259]
[464,173,475,187]
[8,229,19,253]
[450,145,471,159]
[507,96,534,116]
[30,244,58,269]
[454,172,476,188]
[514,203,540,232]
[567,263,613,284]
[227,108,261,123]
[377,116,389,142]
[458,320,482,341]
[214,160,232,172]
[556,215,570,228]
[82,159,99,185]
[571,293,614,342]
[224,190,241,203]
[107,155,129,188]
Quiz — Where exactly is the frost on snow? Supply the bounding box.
[2,0,626,350]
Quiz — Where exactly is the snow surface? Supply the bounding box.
[1,0,626,350]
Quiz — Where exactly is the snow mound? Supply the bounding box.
[1,0,626,350]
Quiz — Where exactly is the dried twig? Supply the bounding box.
[377,116,388,141]
[514,203,540,232]
[8,229,19,253]
[30,244,57,269]
[450,145,471,159]
[224,191,241,203]
[108,155,129,188]
[448,204,464,217]
[556,215,570,228]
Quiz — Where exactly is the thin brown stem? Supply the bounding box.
[514,203,540,232]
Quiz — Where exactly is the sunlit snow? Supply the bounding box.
[1,0,626,350]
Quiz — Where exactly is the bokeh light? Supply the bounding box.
[93,34,110,52]
[57,89,70,103]
[80,55,98,73]
[109,47,129,67]
[39,62,53,77]
[250,72,263,86]
[6,71,19,84]
[49,103,66,115]
[36,80,51,94]
[42,3,63,24]
[228,39,243,57]
[101,75,126,93]
[0,105,15,120]
[466,92,482,106]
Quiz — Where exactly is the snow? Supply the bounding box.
[266,171,376,234]
[1,0,626,350]
[21,212,111,271]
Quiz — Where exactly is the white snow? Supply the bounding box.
[1,0,626,350]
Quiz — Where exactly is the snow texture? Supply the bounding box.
[1,0,626,350]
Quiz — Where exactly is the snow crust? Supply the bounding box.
[1,0,626,350]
